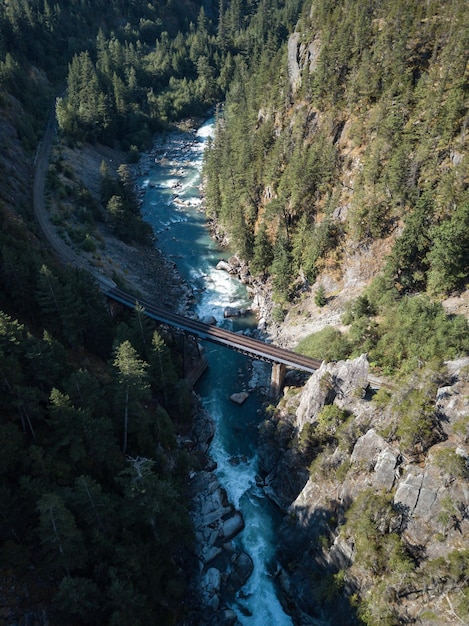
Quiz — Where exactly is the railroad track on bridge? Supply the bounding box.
[106,286,322,373]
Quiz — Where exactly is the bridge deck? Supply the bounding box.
[106,286,322,374]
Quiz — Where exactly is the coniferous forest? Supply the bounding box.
[0,0,468,624]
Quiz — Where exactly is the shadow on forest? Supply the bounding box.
[274,501,363,626]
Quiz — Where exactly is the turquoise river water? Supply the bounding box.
[137,118,293,625]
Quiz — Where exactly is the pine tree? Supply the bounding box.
[117,164,137,211]
[54,576,104,624]
[72,475,117,535]
[48,388,88,467]
[113,340,150,454]
[129,302,155,359]
[99,159,116,205]
[37,493,86,574]
[427,200,469,295]
[250,222,273,276]
[149,330,178,403]
[271,237,293,301]
[36,264,61,319]
[106,195,127,238]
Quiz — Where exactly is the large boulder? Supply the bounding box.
[264,450,310,511]
[230,391,249,405]
[216,260,233,273]
[350,428,399,491]
[201,315,217,325]
[226,551,254,593]
[436,357,469,438]
[220,511,245,540]
[224,306,243,318]
[192,406,215,452]
[295,354,369,430]
[373,447,399,491]
[201,567,221,611]
[350,428,388,468]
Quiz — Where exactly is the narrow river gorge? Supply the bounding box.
[136,118,294,624]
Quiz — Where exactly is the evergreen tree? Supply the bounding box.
[37,493,86,575]
[129,302,155,360]
[117,164,138,214]
[48,387,98,469]
[112,340,150,454]
[250,222,273,276]
[271,237,293,301]
[106,195,127,238]
[386,191,435,293]
[53,576,104,624]
[149,330,178,403]
[427,200,469,295]
[36,264,61,320]
[99,159,116,205]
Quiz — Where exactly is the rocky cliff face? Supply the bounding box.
[259,355,469,624]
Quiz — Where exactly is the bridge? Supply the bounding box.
[104,284,322,396]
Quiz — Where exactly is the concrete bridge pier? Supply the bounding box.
[270,363,287,399]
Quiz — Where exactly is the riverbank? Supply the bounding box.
[183,402,254,626]
[49,138,191,311]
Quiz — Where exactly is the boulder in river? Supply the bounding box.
[201,315,217,325]
[201,567,221,611]
[226,551,254,593]
[224,306,242,318]
[230,391,249,405]
[221,511,245,540]
[216,260,234,273]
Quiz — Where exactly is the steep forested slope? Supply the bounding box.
[204,0,468,302]
[1,0,468,624]
[0,2,211,624]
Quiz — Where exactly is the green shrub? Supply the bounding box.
[272,305,285,323]
[372,387,392,408]
[458,587,469,619]
[394,388,439,453]
[335,458,351,482]
[296,326,352,362]
[81,234,96,252]
[427,200,469,295]
[315,284,327,307]
[368,295,469,375]
[433,448,469,479]
[453,415,469,443]
[127,145,140,163]
[298,422,316,453]
[316,404,350,437]
[342,294,376,325]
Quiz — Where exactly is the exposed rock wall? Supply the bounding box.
[287,31,321,94]
[259,356,469,624]
[295,353,370,430]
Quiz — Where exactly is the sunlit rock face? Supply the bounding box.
[295,353,369,430]
[271,357,469,624]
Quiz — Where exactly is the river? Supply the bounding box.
[137,118,293,625]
